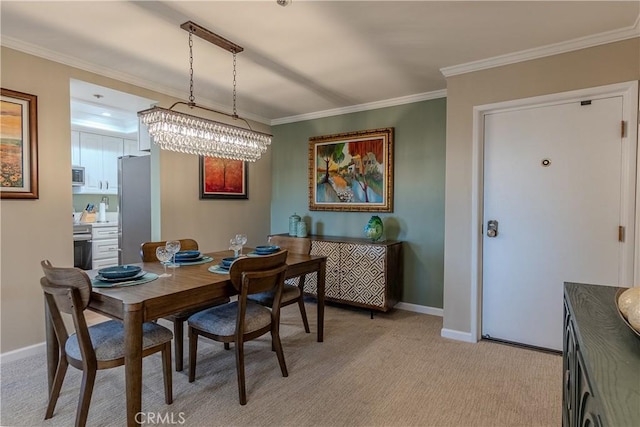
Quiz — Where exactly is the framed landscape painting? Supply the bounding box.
[1,88,38,199]
[309,127,393,212]
[199,156,248,199]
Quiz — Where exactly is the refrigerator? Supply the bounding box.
[118,155,151,265]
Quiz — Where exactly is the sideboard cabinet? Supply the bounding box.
[299,235,402,312]
[563,283,640,427]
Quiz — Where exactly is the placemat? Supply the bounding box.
[208,265,230,275]
[92,272,159,288]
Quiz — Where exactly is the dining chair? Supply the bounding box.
[140,239,230,372]
[187,251,289,405]
[247,235,311,333]
[40,260,173,427]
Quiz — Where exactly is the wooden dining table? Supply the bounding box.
[44,249,326,427]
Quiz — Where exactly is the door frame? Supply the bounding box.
[469,81,639,342]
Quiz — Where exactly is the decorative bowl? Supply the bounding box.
[98,265,142,279]
[616,288,640,339]
[221,257,237,268]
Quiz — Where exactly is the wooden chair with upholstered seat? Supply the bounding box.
[247,235,311,333]
[40,260,173,427]
[140,239,230,372]
[187,251,289,405]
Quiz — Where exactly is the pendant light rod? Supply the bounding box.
[180,21,244,54]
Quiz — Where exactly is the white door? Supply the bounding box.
[482,96,626,351]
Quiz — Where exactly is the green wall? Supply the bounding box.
[271,98,446,308]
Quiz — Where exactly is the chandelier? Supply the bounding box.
[138,21,272,162]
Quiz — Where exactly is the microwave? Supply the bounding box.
[71,165,85,186]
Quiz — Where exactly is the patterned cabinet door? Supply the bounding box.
[305,240,341,299]
[576,351,602,427]
[340,243,386,308]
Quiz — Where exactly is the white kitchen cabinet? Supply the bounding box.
[92,224,119,269]
[71,131,81,165]
[138,118,152,151]
[78,132,123,194]
[92,253,119,270]
[123,138,149,157]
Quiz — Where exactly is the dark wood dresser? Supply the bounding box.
[563,282,640,427]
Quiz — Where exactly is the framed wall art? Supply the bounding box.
[199,156,248,199]
[309,127,393,212]
[1,88,38,199]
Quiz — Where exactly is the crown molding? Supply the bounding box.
[1,36,272,126]
[441,15,640,77]
[270,89,447,126]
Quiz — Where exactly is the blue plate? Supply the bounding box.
[98,265,141,279]
[174,250,201,260]
[95,270,146,283]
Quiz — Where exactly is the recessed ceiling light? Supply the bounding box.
[101,112,112,117]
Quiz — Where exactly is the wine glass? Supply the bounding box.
[235,234,248,255]
[229,237,242,258]
[155,246,172,277]
[166,240,181,268]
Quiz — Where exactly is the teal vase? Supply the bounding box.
[364,215,383,242]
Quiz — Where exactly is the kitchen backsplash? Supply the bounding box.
[73,194,118,213]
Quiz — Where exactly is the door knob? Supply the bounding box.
[487,220,499,238]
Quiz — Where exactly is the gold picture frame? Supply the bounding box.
[309,127,393,212]
[1,88,38,199]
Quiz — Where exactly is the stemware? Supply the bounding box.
[229,237,242,258]
[166,240,181,268]
[155,246,172,277]
[235,234,248,255]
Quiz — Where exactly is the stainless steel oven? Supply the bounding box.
[73,224,92,270]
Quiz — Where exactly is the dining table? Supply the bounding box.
[44,249,327,427]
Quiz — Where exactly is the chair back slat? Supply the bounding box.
[140,239,199,262]
[229,251,288,295]
[41,260,91,310]
[241,264,288,296]
[268,235,311,255]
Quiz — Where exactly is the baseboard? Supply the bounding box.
[395,302,443,317]
[0,341,45,365]
[440,328,477,343]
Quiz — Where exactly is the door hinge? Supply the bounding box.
[619,226,625,242]
[621,121,627,138]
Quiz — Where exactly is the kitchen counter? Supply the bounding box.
[88,221,118,227]
[76,221,118,227]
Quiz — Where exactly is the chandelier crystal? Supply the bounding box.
[138,105,271,161]
[138,21,272,162]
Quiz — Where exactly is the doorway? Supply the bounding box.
[470,81,639,349]
[69,79,161,257]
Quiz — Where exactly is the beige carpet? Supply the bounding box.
[1,303,561,427]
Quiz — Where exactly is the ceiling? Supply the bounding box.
[2,1,639,127]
